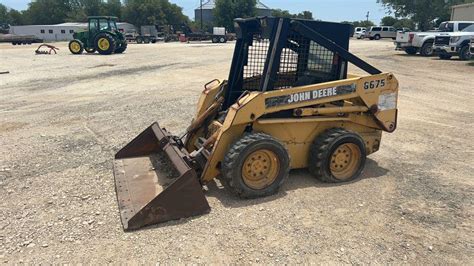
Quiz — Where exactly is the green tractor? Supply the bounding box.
[69,16,127,55]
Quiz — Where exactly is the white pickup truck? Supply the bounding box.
[434,24,474,60]
[394,21,474,56]
[471,37,474,55]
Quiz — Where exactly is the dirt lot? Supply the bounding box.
[0,39,473,264]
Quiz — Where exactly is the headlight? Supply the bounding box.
[450,36,461,43]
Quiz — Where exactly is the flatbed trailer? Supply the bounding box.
[0,34,43,45]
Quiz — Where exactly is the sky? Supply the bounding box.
[0,0,388,24]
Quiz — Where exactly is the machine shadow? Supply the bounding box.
[205,158,389,209]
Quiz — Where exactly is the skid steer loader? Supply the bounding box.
[114,17,399,230]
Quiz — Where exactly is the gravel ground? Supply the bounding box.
[0,39,473,264]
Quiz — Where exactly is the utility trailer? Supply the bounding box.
[181,27,229,43]
[0,34,43,45]
[126,26,159,44]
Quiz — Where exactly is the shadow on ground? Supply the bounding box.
[206,158,389,209]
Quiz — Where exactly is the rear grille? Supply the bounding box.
[435,36,450,46]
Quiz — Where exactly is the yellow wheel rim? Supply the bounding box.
[70,42,81,53]
[242,149,280,190]
[98,38,110,51]
[330,143,361,180]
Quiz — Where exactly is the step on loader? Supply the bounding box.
[113,17,399,230]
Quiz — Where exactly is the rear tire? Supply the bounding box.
[219,37,226,43]
[405,47,418,55]
[308,128,366,183]
[222,133,290,199]
[136,36,143,44]
[144,37,150,44]
[420,42,434,56]
[68,39,84,55]
[459,45,471,61]
[374,34,381,40]
[95,33,116,55]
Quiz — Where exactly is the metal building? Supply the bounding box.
[451,3,474,21]
[194,0,272,26]
[9,22,136,42]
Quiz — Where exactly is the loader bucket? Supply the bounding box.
[113,123,210,231]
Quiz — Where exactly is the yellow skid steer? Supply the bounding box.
[114,17,399,230]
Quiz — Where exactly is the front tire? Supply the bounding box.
[459,45,471,61]
[308,128,366,183]
[95,33,116,55]
[69,39,84,55]
[374,34,381,40]
[222,133,290,199]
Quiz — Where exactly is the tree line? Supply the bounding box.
[0,0,189,27]
[377,0,474,30]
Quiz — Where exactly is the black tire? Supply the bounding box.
[219,37,226,43]
[459,45,471,61]
[439,53,452,60]
[405,47,418,55]
[12,42,17,46]
[308,128,366,183]
[95,33,116,55]
[136,36,143,44]
[212,37,218,43]
[68,39,84,55]
[144,37,150,44]
[369,37,374,40]
[222,133,290,199]
[85,47,96,53]
[420,41,434,56]
[374,34,381,40]
[115,42,127,54]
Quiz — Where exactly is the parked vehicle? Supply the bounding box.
[0,33,43,45]
[126,26,159,44]
[68,16,127,55]
[434,24,474,60]
[181,26,228,43]
[367,26,396,40]
[353,27,366,39]
[471,37,474,55]
[395,21,474,56]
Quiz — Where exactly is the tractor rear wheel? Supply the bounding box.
[68,39,84,55]
[95,33,116,55]
[222,133,290,199]
[308,128,366,183]
[85,47,96,54]
[115,42,128,54]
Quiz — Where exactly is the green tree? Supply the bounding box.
[381,16,397,26]
[0,3,7,23]
[214,0,256,31]
[272,9,314,20]
[23,0,70,25]
[347,20,376,28]
[123,0,188,27]
[7,9,26,25]
[377,0,474,30]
